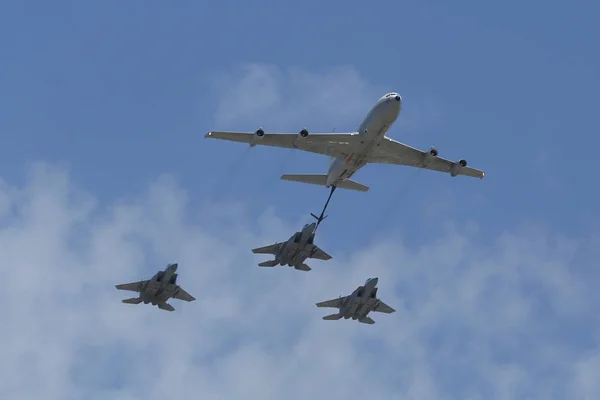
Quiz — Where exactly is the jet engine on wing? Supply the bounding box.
[421,146,438,166]
[293,128,309,147]
[450,159,468,176]
[250,128,265,147]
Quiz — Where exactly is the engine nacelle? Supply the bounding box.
[250,127,265,147]
[421,146,439,166]
[169,273,178,285]
[293,128,309,148]
[450,159,467,177]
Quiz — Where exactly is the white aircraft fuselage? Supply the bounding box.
[326,93,402,187]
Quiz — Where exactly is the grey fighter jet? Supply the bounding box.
[252,220,332,272]
[316,277,395,324]
[115,263,195,311]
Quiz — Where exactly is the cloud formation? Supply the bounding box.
[210,63,383,131]
[0,162,598,400]
[1,64,597,399]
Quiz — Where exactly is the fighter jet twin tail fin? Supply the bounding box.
[322,314,375,324]
[258,260,312,271]
[258,260,278,267]
[122,297,143,305]
[121,298,175,311]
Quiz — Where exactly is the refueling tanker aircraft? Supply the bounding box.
[205,92,485,192]
[315,277,395,324]
[252,216,332,272]
[115,263,195,311]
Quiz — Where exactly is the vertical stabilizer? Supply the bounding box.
[258,260,278,267]
[295,264,312,272]
[359,316,375,324]
[122,297,143,305]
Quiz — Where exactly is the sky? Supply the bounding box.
[0,1,599,399]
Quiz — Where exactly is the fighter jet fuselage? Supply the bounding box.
[252,219,332,272]
[316,278,395,324]
[115,263,196,311]
[338,278,381,320]
[140,263,179,305]
[275,222,317,267]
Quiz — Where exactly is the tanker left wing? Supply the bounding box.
[205,130,360,159]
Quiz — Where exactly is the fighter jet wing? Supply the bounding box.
[373,300,396,314]
[252,243,282,255]
[115,280,146,292]
[315,296,346,308]
[367,137,485,179]
[173,287,196,302]
[205,131,360,159]
[310,245,332,261]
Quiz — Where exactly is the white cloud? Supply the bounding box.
[210,63,381,131]
[0,64,596,399]
[571,350,600,399]
[208,63,437,134]
[0,162,598,399]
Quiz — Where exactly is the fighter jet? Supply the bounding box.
[252,218,332,272]
[316,277,395,324]
[115,263,195,311]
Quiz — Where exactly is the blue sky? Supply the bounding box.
[1,1,599,399]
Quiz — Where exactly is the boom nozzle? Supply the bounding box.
[311,212,327,224]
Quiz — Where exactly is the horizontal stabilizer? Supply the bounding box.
[258,260,278,267]
[335,179,370,192]
[295,264,312,272]
[359,316,375,324]
[158,303,175,312]
[122,297,143,305]
[323,313,343,321]
[280,174,369,192]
